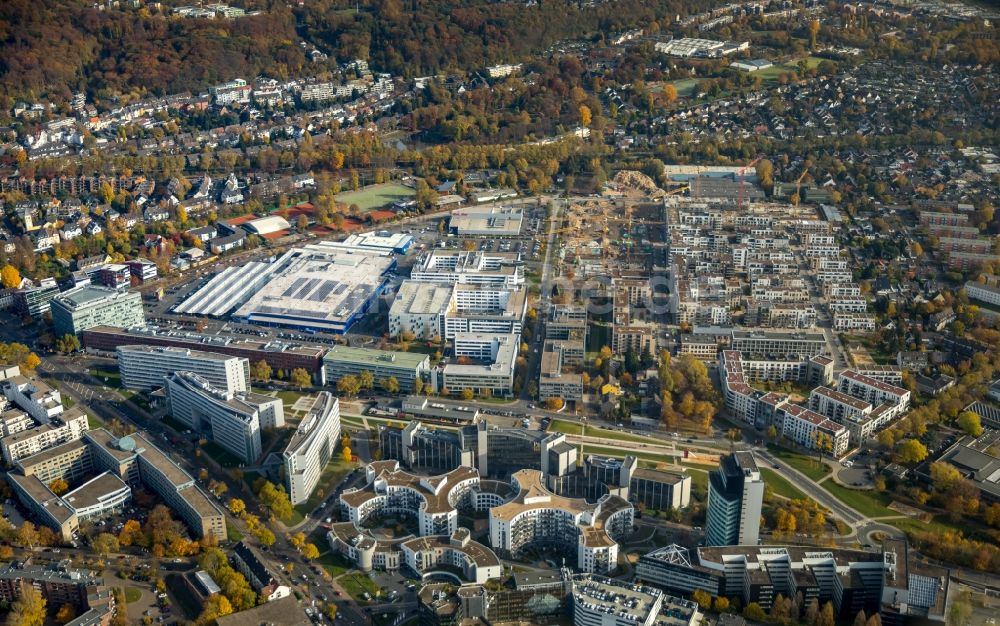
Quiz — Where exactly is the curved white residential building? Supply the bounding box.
[489,469,633,574]
[283,392,341,505]
[339,460,480,537]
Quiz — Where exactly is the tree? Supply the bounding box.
[118,520,145,547]
[336,375,361,396]
[743,603,766,621]
[55,334,81,354]
[691,589,712,609]
[198,468,209,481]
[198,594,233,625]
[808,19,821,50]
[22,353,40,372]
[325,603,338,620]
[301,543,320,560]
[55,603,76,625]
[341,446,352,462]
[290,367,311,389]
[579,105,592,128]
[818,601,835,626]
[854,610,868,626]
[956,411,983,437]
[381,377,400,394]
[663,84,678,105]
[228,498,246,516]
[15,522,38,549]
[92,532,120,555]
[252,360,272,381]
[1,265,22,289]
[358,369,374,390]
[896,439,928,464]
[460,388,474,400]
[48,478,69,495]
[545,397,565,411]
[257,481,293,520]
[8,585,46,626]
[713,597,730,612]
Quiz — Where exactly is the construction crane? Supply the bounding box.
[794,169,810,203]
[737,155,764,212]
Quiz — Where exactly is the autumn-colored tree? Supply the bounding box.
[48,479,69,495]
[358,369,374,390]
[460,388,474,401]
[118,520,145,547]
[336,374,361,396]
[691,589,712,609]
[341,446,353,462]
[1,264,22,289]
[290,367,311,389]
[896,438,928,464]
[808,19,821,50]
[663,84,678,105]
[55,603,76,625]
[8,584,46,626]
[381,377,400,394]
[579,104,592,128]
[252,360,272,381]
[228,498,246,516]
[956,411,983,437]
[545,397,565,411]
[301,543,320,560]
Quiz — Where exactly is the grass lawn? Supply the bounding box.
[663,78,699,97]
[337,573,380,602]
[294,457,357,515]
[122,587,143,603]
[821,482,894,519]
[768,446,831,481]
[87,414,105,429]
[90,368,122,388]
[761,468,808,501]
[335,183,414,212]
[282,509,305,526]
[317,551,351,578]
[276,390,306,406]
[550,419,584,435]
[226,520,244,542]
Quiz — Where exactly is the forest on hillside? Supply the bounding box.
[0,0,716,106]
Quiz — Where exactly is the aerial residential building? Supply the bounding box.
[165,372,284,464]
[231,542,291,602]
[125,258,158,283]
[97,264,130,290]
[2,376,64,423]
[571,575,701,626]
[538,340,585,402]
[705,452,764,547]
[965,280,1000,307]
[283,392,341,505]
[50,286,145,338]
[410,251,524,287]
[117,345,251,393]
[0,407,89,464]
[776,403,850,458]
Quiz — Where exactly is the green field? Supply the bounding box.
[226,520,244,542]
[337,573,380,602]
[760,468,808,501]
[317,551,352,578]
[768,446,831,482]
[294,456,356,515]
[821,481,894,519]
[662,78,699,98]
[335,183,414,211]
[550,419,584,435]
[122,587,143,603]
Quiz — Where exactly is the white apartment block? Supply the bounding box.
[837,370,910,413]
[776,404,850,458]
[284,392,341,505]
[833,313,876,332]
[824,283,861,298]
[0,408,89,464]
[166,372,284,464]
[965,280,1000,306]
[2,376,63,423]
[391,281,527,340]
[117,345,250,393]
[828,296,868,313]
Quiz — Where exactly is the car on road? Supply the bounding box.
[773,464,781,469]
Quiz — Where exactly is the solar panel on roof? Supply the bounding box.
[294,278,321,299]
[282,277,308,297]
[310,281,338,302]
[332,283,348,295]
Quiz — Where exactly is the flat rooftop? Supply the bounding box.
[84,325,327,358]
[9,474,75,523]
[132,432,194,487]
[391,281,452,316]
[341,462,478,515]
[573,576,662,623]
[449,206,524,234]
[51,286,137,310]
[117,344,237,362]
[323,345,429,370]
[400,534,500,568]
[62,472,129,511]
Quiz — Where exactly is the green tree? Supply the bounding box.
[55,334,81,354]
[743,603,766,621]
[92,532,120,555]
[289,367,311,389]
[257,481,293,520]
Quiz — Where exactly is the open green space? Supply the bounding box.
[768,446,831,481]
[317,551,352,578]
[663,78,699,97]
[821,481,894,519]
[549,419,584,435]
[226,521,244,542]
[122,587,143,603]
[294,456,357,515]
[335,183,414,212]
[87,414,105,430]
[760,468,808,501]
[336,573,380,602]
[90,368,122,388]
[276,390,306,407]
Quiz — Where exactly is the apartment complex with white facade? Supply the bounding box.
[389,281,527,340]
[0,407,89,464]
[440,333,519,397]
[283,392,341,505]
[166,372,284,464]
[410,250,524,287]
[117,345,251,393]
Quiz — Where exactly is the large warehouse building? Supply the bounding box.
[174,246,395,333]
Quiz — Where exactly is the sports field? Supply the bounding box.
[336,182,414,211]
